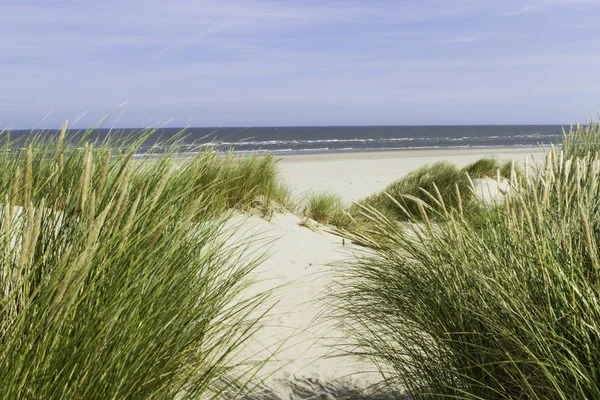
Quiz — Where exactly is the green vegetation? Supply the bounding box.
[337,157,522,229]
[499,158,523,182]
[0,123,279,398]
[304,191,347,225]
[461,157,522,181]
[562,121,600,158]
[173,151,292,216]
[349,161,475,223]
[335,130,600,398]
[461,157,501,179]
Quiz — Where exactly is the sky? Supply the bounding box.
[2,0,600,128]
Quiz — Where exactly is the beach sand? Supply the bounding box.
[278,147,546,203]
[235,148,546,395]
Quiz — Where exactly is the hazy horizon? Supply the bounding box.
[3,0,600,129]
[7,122,573,131]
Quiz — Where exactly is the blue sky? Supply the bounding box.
[2,0,600,128]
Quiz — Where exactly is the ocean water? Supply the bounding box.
[10,125,566,155]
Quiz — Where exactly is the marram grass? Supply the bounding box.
[461,157,501,179]
[303,191,351,227]
[461,157,522,181]
[0,123,280,399]
[342,157,524,232]
[349,161,474,224]
[335,138,600,398]
[562,120,600,158]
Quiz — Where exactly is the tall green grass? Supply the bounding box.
[303,191,351,227]
[461,157,501,179]
[173,151,292,216]
[562,121,600,158]
[335,136,600,397]
[350,161,474,223]
[345,158,522,229]
[0,124,279,398]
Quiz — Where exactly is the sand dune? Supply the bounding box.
[235,148,546,396]
[279,147,545,203]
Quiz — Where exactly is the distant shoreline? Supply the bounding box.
[6,125,565,156]
[276,146,547,161]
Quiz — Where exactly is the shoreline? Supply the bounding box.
[276,146,547,162]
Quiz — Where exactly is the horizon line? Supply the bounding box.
[4,122,576,131]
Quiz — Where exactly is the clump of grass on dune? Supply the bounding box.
[345,158,524,229]
[499,158,524,182]
[562,120,600,158]
[350,161,474,223]
[303,191,349,226]
[461,157,500,179]
[335,127,600,398]
[0,122,277,399]
[461,157,524,181]
[172,151,292,216]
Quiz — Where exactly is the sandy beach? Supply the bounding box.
[278,147,546,203]
[236,148,547,393]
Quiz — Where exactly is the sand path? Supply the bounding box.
[234,148,547,394]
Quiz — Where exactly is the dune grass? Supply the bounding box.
[303,192,348,225]
[349,161,475,224]
[461,157,522,181]
[335,129,600,398]
[343,157,523,230]
[562,121,600,158]
[499,159,523,182]
[172,151,293,216]
[461,157,501,179]
[0,123,281,398]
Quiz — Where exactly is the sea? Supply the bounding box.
[9,125,567,156]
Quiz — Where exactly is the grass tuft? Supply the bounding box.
[461,157,500,179]
[351,161,473,223]
[172,151,292,216]
[304,192,345,224]
[562,121,600,158]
